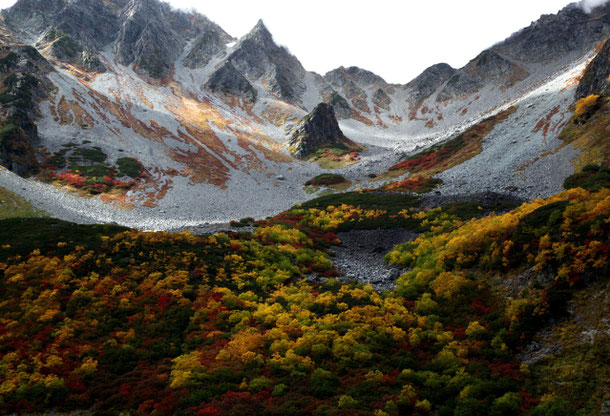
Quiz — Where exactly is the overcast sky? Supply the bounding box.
[1,0,607,83]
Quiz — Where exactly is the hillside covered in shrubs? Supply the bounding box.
[0,181,607,415]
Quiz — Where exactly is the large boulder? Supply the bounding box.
[288,103,362,158]
[576,38,610,99]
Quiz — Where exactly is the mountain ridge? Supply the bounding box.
[0,0,607,227]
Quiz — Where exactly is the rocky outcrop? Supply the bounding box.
[3,0,122,50]
[372,88,391,110]
[322,91,351,119]
[204,61,256,103]
[437,50,529,101]
[3,0,232,78]
[326,66,387,88]
[324,67,372,114]
[0,45,53,175]
[223,20,306,103]
[288,103,360,158]
[576,38,610,99]
[114,0,186,78]
[405,63,455,104]
[41,29,106,72]
[184,30,232,69]
[493,2,610,63]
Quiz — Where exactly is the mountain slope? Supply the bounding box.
[0,0,607,228]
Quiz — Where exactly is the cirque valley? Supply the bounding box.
[0,0,607,228]
[0,1,609,415]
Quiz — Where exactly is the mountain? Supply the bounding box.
[288,103,363,158]
[218,20,307,104]
[0,0,608,227]
[0,2,609,415]
[576,38,610,98]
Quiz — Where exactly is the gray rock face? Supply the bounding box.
[340,66,387,87]
[405,63,455,104]
[3,0,123,50]
[184,30,231,69]
[493,2,610,63]
[437,50,529,101]
[204,61,256,103]
[326,91,353,119]
[224,20,306,103]
[114,0,186,78]
[40,28,106,73]
[3,0,232,78]
[324,67,377,113]
[288,103,351,158]
[372,88,391,110]
[576,38,610,99]
[0,45,54,175]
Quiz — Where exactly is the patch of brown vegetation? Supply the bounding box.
[391,105,519,177]
[532,105,561,137]
[54,96,95,127]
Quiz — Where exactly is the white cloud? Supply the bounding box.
[579,0,609,12]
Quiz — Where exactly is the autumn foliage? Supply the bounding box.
[0,187,607,415]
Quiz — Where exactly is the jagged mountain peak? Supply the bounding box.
[493,1,610,62]
[221,17,306,103]
[253,19,268,32]
[240,18,276,47]
[405,62,456,103]
[324,66,387,88]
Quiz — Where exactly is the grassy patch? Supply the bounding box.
[310,146,361,169]
[69,163,112,178]
[40,145,142,196]
[230,217,256,228]
[0,123,19,146]
[305,174,347,186]
[45,29,82,59]
[563,164,610,191]
[116,157,143,178]
[300,191,420,213]
[0,186,47,220]
[0,52,18,71]
[377,176,442,194]
[304,174,351,193]
[73,146,107,163]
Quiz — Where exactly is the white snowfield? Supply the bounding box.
[0,43,593,230]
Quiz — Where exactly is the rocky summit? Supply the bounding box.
[288,103,361,158]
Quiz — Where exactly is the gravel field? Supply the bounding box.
[328,229,418,291]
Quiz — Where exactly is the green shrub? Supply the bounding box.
[116,157,142,178]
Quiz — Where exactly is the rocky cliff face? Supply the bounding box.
[204,61,257,103]
[114,0,231,78]
[288,103,357,158]
[324,66,390,115]
[437,50,529,102]
[576,38,610,99]
[404,63,455,105]
[184,30,232,69]
[494,2,610,62]
[220,20,306,103]
[2,0,232,78]
[0,45,53,175]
